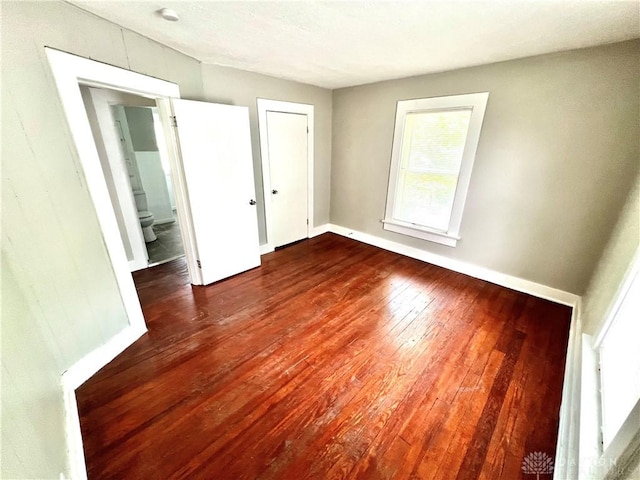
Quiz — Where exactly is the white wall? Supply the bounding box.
[331,40,640,295]
[123,106,174,224]
[1,2,203,477]
[136,151,175,224]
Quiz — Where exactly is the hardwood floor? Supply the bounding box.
[76,233,571,479]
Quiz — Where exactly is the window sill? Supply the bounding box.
[382,220,459,247]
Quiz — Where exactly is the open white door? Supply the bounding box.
[169,99,261,285]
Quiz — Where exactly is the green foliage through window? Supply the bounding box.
[394,109,472,230]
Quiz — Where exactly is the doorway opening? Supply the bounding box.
[47,48,186,479]
[48,48,262,479]
[80,86,186,271]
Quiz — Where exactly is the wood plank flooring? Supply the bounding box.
[76,233,571,479]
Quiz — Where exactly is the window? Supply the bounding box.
[598,269,640,451]
[383,92,489,247]
[594,257,640,468]
[580,253,640,479]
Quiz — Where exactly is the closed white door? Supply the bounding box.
[266,111,308,247]
[171,99,261,285]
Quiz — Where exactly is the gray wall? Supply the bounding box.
[201,64,333,245]
[2,1,638,477]
[580,172,639,480]
[581,172,639,336]
[331,40,640,295]
[1,2,203,477]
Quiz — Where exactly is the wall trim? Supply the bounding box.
[45,47,179,336]
[309,223,330,238]
[260,243,275,255]
[593,247,640,348]
[63,324,146,390]
[62,378,86,480]
[555,300,583,480]
[61,324,145,480]
[260,224,330,254]
[326,223,580,307]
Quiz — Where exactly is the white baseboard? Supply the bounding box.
[61,323,146,480]
[259,243,275,255]
[62,378,87,480]
[63,324,146,390]
[554,300,583,480]
[309,223,331,238]
[259,224,330,255]
[326,223,580,307]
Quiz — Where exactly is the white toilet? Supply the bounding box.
[133,190,156,242]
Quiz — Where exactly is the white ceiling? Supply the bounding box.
[70,1,640,89]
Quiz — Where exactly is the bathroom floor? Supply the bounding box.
[146,221,185,266]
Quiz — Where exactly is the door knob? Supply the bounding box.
[249,199,256,205]
[272,189,278,195]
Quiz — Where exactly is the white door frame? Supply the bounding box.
[45,48,201,330]
[45,51,209,322]
[45,48,225,479]
[83,87,150,271]
[46,48,169,338]
[257,99,314,252]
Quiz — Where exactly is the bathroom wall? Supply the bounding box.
[124,106,158,151]
[123,106,174,224]
[1,2,204,477]
[135,150,174,224]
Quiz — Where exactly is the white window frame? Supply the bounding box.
[579,249,640,480]
[382,92,489,247]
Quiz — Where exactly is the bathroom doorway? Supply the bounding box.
[81,86,185,271]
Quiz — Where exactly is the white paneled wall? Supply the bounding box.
[1,2,203,477]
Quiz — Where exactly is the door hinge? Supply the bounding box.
[197,260,201,268]
[307,218,309,225]
[307,126,309,134]
[170,115,178,128]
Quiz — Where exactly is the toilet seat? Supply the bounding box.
[138,211,153,222]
